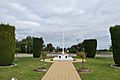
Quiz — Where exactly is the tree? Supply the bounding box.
[33,37,44,58]
[68,42,84,53]
[20,42,27,53]
[16,36,33,53]
[77,52,86,69]
[26,36,33,53]
[45,43,55,52]
[77,43,84,52]
[0,23,15,66]
[54,46,62,52]
[16,40,21,53]
[41,52,47,68]
[84,39,97,58]
[69,45,77,53]
[110,25,120,64]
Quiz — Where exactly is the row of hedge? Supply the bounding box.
[1,23,120,65]
[0,23,44,65]
[82,25,120,65]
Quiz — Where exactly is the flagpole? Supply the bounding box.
[62,32,64,55]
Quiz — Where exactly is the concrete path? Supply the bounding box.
[41,61,81,80]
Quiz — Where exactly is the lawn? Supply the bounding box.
[74,57,120,80]
[1,57,120,80]
[0,57,52,80]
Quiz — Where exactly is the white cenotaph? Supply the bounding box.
[53,33,73,61]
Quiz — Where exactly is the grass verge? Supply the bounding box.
[74,57,120,80]
[0,57,52,80]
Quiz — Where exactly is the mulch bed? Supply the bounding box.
[34,67,48,72]
[111,64,120,68]
[77,68,92,73]
[0,64,17,68]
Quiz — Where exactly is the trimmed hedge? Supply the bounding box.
[0,24,15,66]
[110,25,120,64]
[33,37,44,58]
[84,39,97,58]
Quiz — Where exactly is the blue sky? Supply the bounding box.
[0,0,120,49]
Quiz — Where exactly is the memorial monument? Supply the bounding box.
[53,33,73,61]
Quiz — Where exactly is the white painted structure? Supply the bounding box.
[53,33,73,61]
[53,54,73,61]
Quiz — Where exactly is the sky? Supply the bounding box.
[0,0,120,49]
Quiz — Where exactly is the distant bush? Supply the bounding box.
[69,49,77,53]
[20,42,26,53]
[0,24,15,66]
[33,37,44,58]
[98,49,109,52]
[110,25,120,64]
[84,39,97,58]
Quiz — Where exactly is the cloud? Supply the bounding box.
[1,0,120,49]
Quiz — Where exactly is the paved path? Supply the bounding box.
[41,61,81,80]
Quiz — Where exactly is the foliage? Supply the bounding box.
[0,23,15,65]
[77,52,86,68]
[98,49,109,52]
[110,25,120,64]
[55,46,62,52]
[16,36,33,53]
[84,39,97,58]
[68,42,84,53]
[15,40,21,52]
[20,42,26,53]
[44,43,55,52]
[33,37,44,58]
[41,52,47,68]
[69,45,77,53]
[77,52,86,59]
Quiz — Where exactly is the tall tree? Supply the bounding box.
[45,43,55,52]
[16,36,33,53]
[68,42,84,53]
[16,40,21,52]
[55,46,62,52]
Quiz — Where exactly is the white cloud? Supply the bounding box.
[1,0,120,49]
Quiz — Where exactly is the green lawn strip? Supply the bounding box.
[0,57,52,80]
[74,57,120,80]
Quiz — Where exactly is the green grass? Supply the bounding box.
[0,57,52,80]
[74,57,120,80]
[1,57,120,80]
